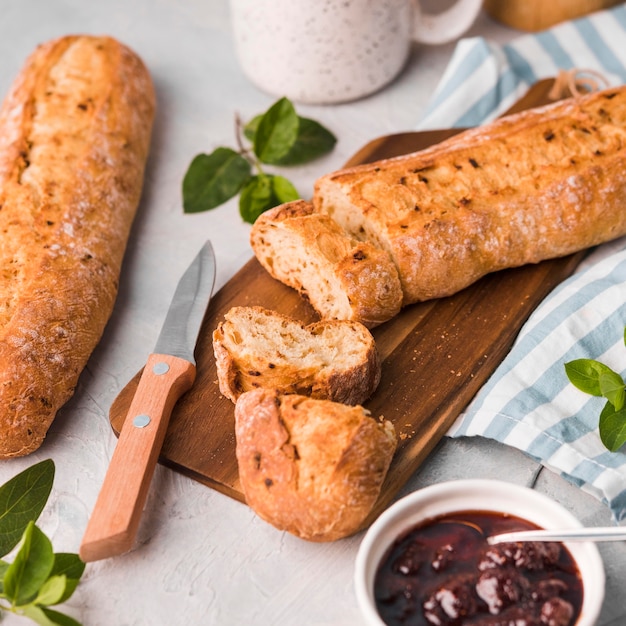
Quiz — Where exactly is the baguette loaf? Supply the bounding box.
[314,86,626,305]
[0,36,155,458]
[213,306,381,405]
[234,388,397,542]
[250,199,402,327]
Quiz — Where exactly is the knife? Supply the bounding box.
[80,240,216,562]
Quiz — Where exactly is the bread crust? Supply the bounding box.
[0,36,155,458]
[212,306,381,405]
[314,87,626,304]
[250,199,402,327]
[234,389,397,542]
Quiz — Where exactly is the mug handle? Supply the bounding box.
[413,0,482,45]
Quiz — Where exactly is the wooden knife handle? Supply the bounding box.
[80,353,196,562]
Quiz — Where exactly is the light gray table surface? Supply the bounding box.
[0,1,624,625]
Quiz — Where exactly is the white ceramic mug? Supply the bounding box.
[229,0,483,104]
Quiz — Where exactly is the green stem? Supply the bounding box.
[234,112,264,175]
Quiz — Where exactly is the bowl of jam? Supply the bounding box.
[355,479,605,626]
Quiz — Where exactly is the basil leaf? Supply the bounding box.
[4,522,54,606]
[182,148,252,214]
[599,400,626,452]
[273,118,337,165]
[49,553,85,604]
[599,370,626,410]
[0,459,54,557]
[239,174,299,224]
[253,98,299,164]
[564,359,618,396]
[35,575,67,606]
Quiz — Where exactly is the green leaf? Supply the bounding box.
[4,522,54,606]
[253,98,299,164]
[0,459,54,558]
[243,114,261,142]
[238,174,300,224]
[599,370,626,411]
[564,359,619,397]
[599,400,626,452]
[16,604,82,626]
[271,175,300,205]
[182,148,252,214]
[34,575,67,606]
[272,117,337,165]
[41,607,83,626]
[49,554,84,604]
[246,115,336,165]
[16,604,57,626]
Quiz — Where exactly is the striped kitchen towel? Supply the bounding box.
[419,5,626,521]
[418,4,626,130]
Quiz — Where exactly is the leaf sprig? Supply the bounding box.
[182,97,336,224]
[565,326,626,451]
[0,459,85,625]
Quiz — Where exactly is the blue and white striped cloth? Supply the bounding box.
[419,5,626,521]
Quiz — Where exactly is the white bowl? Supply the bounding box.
[355,479,605,626]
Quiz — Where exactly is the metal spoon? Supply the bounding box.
[488,527,626,545]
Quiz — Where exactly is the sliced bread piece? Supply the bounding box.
[249,199,402,327]
[212,306,381,405]
[234,388,397,542]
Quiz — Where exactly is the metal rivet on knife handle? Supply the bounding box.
[152,362,170,375]
[133,414,151,428]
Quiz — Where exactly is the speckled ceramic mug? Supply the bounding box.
[229,0,483,104]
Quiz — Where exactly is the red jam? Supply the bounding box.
[374,511,583,626]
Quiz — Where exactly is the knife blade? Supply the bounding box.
[80,240,216,562]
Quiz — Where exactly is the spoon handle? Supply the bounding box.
[488,527,626,545]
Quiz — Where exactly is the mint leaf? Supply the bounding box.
[253,97,299,164]
[4,522,54,606]
[49,554,84,604]
[182,148,252,214]
[0,460,54,558]
[599,400,626,452]
[599,370,626,411]
[564,359,618,397]
[239,174,299,224]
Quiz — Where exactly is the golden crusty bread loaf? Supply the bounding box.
[314,86,626,306]
[251,87,626,327]
[234,388,397,542]
[250,199,402,327]
[0,35,155,458]
[213,306,381,405]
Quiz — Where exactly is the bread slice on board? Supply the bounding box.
[234,388,397,542]
[250,199,402,327]
[314,86,626,306]
[0,35,155,458]
[212,306,381,405]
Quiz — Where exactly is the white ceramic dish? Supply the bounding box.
[355,479,605,626]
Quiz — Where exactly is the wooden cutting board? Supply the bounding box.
[110,78,584,521]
